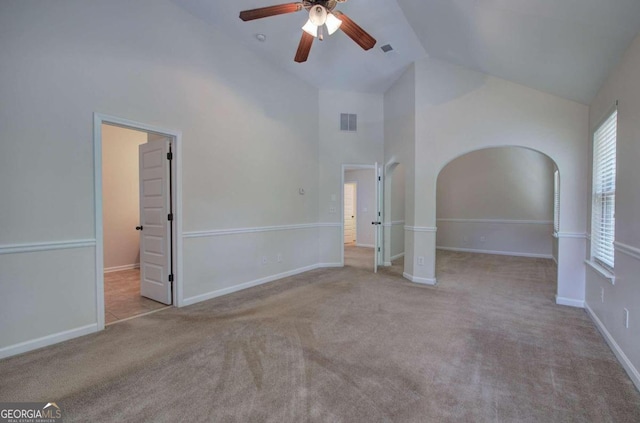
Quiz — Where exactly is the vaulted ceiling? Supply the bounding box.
[172,0,640,104]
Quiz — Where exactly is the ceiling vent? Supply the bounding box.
[380,44,393,53]
[340,113,357,132]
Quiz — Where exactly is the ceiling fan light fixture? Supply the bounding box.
[302,19,318,37]
[309,5,328,26]
[325,13,342,35]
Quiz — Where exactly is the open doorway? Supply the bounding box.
[342,165,379,271]
[435,146,558,298]
[94,114,182,329]
[102,124,172,324]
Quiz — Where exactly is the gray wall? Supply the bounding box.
[0,0,319,355]
[586,32,640,391]
[102,125,146,270]
[436,147,555,257]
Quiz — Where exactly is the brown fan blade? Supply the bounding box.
[239,2,303,21]
[334,12,376,51]
[294,31,314,63]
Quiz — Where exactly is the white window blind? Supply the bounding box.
[591,109,617,270]
[553,170,560,233]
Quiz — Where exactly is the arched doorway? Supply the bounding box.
[435,146,559,298]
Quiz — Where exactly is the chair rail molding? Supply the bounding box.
[0,239,96,255]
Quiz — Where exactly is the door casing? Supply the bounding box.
[94,113,183,331]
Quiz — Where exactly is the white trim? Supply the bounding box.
[0,239,96,255]
[391,252,405,261]
[383,262,392,266]
[437,246,553,259]
[555,232,587,239]
[317,222,342,228]
[403,272,437,286]
[404,226,437,233]
[585,259,616,284]
[614,242,640,261]
[104,263,140,273]
[436,218,553,225]
[355,243,375,248]
[182,264,320,306]
[0,324,98,360]
[555,296,584,308]
[585,302,640,391]
[183,223,320,239]
[551,255,558,265]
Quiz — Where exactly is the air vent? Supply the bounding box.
[381,44,393,53]
[340,113,357,132]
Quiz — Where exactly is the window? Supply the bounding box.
[591,109,617,271]
[553,170,560,233]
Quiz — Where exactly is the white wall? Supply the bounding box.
[586,32,640,391]
[318,90,384,265]
[0,0,320,356]
[436,147,555,258]
[102,124,147,271]
[403,57,589,300]
[387,163,405,262]
[383,65,416,274]
[345,169,376,247]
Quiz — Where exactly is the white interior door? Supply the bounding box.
[138,140,172,305]
[344,183,356,243]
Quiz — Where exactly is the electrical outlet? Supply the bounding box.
[601,287,604,303]
[480,236,486,243]
[262,256,268,265]
[417,256,425,266]
[624,308,629,329]
[329,206,336,213]
[277,253,283,263]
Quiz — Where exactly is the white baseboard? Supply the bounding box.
[318,263,342,268]
[552,255,558,265]
[104,263,140,273]
[555,296,585,308]
[585,303,640,392]
[403,272,437,286]
[355,243,375,248]
[0,323,98,360]
[436,246,553,259]
[182,264,320,306]
[391,252,405,261]
[383,262,392,266]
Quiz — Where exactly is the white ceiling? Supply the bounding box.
[172,0,640,104]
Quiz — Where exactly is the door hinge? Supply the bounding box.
[378,176,381,181]
[168,213,174,221]
[378,211,381,216]
[168,274,174,282]
[167,152,173,160]
[378,247,381,252]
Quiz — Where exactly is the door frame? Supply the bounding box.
[343,181,358,244]
[340,164,378,267]
[93,113,183,331]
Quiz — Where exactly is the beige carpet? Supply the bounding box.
[1,250,639,422]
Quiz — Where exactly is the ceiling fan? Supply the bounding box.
[239,0,376,63]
